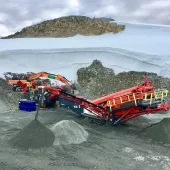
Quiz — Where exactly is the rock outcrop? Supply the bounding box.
[2,16,125,39]
[76,60,170,99]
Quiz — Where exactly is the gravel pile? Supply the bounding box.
[142,118,170,144]
[51,120,89,145]
[9,120,55,149]
[0,78,21,112]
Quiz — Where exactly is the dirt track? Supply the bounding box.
[0,108,170,170]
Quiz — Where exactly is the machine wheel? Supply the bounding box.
[12,86,16,91]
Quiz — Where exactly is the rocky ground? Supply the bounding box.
[2,16,125,39]
[0,108,170,170]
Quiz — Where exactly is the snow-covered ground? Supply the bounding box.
[0,22,170,80]
[0,48,170,81]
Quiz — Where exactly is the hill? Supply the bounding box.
[76,60,170,99]
[2,16,125,39]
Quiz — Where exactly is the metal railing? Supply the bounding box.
[107,89,169,107]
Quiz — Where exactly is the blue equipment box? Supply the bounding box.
[58,97,83,116]
[19,100,36,112]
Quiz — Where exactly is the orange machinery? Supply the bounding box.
[8,80,28,91]
[8,80,27,86]
[8,72,72,91]
[27,72,71,87]
[91,79,169,124]
[16,76,170,125]
[45,78,170,124]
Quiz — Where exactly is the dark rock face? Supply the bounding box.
[2,16,125,39]
[9,120,55,149]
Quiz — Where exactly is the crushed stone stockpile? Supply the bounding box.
[9,120,55,149]
[142,118,170,144]
[0,78,21,112]
[51,120,89,145]
[76,60,170,100]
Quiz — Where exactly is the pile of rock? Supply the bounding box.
[142,118,170,144]
[9,120,55,149]
[76,60,170,100]
[0,78,21,112]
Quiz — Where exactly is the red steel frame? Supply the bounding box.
[17,78,170,124]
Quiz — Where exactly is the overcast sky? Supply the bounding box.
[0,0,170,37]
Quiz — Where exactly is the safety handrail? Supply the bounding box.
[107,89,168,107]
[154,89,168,101]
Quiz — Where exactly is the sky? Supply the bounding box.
[0,0,170,37]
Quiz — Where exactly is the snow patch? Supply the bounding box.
[0,22,170,79]
[0,22,170,55]
[0,48,170,80]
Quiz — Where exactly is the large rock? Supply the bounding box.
[76,60,170,100]
[76,60,116,99]
[77,59,115,84]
